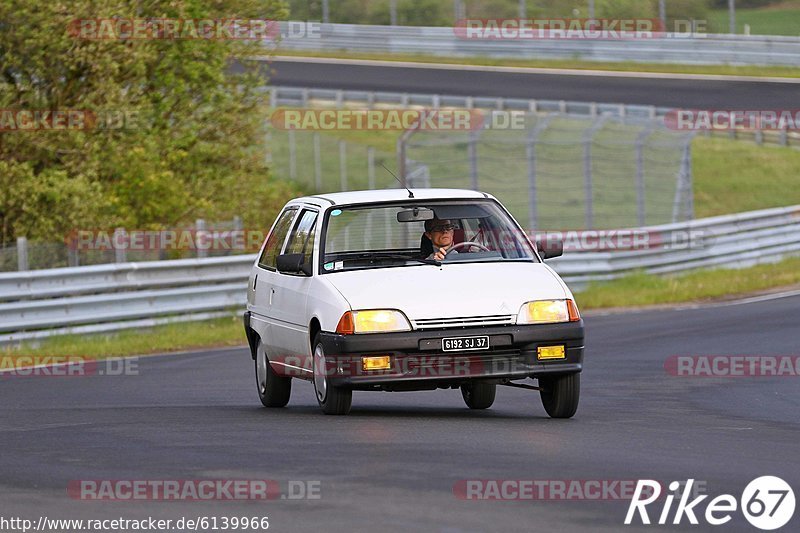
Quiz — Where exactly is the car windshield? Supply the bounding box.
[320,200,538,273]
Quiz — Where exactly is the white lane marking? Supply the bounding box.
[269,55,800,84]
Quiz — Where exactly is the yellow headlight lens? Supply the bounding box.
[517,300,570,324]
[351,310,411,334]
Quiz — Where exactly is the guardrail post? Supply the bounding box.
[195,220,207,259]
[269,87,277,109]
[780,126,788,146]
[313,132,322,192]
[16,237,28,271]
[339,140,348,191]
[114,228,127,263]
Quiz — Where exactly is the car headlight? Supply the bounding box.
[516,300,580,324]
[335,310,412,334]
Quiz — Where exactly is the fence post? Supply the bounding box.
[367,146,376,190]
[16,236,28,271]
[339,140,348,191]
[582,116,609,229]
[524,115,554,231]
[313,132,322,192]
[468,129,479,190]
[635,126,655,226]
[195,220,207,259]
[67,246,79,267]
[114,228,128,263]
[288,129,297,181]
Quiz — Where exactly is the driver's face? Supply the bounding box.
[426,219,454,248]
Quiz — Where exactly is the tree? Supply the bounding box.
[0,0,298,246]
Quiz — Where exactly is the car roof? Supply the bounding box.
[293,188,491,207]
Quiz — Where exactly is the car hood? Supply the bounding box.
[324,262,568,322]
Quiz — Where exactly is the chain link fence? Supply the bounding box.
[401,112,695,230]
[0,218,248,273]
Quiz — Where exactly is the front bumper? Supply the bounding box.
[318,321,584,389]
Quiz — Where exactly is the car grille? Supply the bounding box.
[412,314,516,330]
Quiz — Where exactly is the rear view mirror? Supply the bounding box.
[537,239,563,260]
[397,207,434,223]
[276,253,312,276]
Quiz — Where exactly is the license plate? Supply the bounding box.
[442,336,490,352]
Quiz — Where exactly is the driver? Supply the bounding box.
[424,218,458,261]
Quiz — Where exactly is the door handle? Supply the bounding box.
[269,287,275,306]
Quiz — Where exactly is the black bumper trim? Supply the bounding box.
[318,321,584,386]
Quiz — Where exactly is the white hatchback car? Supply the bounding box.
[244,189,584,416]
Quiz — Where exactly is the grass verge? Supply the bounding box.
[4,256,800,359]
[274,50,800,79]
[575,256,800,309]
[708,5,800,36]
[0,315,246,362]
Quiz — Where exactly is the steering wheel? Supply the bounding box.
[445,241,491,256]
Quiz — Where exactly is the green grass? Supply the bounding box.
[576,256,800,309]
[1,315,245,361]
[708,4,800,36]
[693,136,800,218]
[274,49,800,79]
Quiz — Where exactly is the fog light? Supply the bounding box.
[362,356,392,371]
[537,345,566,360]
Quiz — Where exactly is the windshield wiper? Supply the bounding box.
[351,252,441,267]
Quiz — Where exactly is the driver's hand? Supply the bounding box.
[433,247,447,261]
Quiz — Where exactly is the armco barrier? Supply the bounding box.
[273,22,800,67]
[1,204,799,343]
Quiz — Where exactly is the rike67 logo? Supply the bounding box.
[625,477,795,530]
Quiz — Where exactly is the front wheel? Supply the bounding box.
[312,334,352,415]
[255,340,291,407]
[460,381,496,409]
[539,373,580,419]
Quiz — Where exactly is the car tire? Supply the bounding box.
[539,373,580,419]
[255,339,291,408]
[312,334,352,415]
[460,381,496,409]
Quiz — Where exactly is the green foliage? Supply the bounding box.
[0,0,299,247]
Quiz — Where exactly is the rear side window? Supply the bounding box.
[258,207,297,270]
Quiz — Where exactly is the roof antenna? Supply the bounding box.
[380,162,414,198]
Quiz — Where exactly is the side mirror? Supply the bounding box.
[276,253,312,276]
[536,239,563,260]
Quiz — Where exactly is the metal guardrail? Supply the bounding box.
[274,22,800,67]
[268,86,800,150]
[1,204,799,344]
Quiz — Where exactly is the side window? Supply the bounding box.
[258,207,297,270]
[285,209,318,266]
